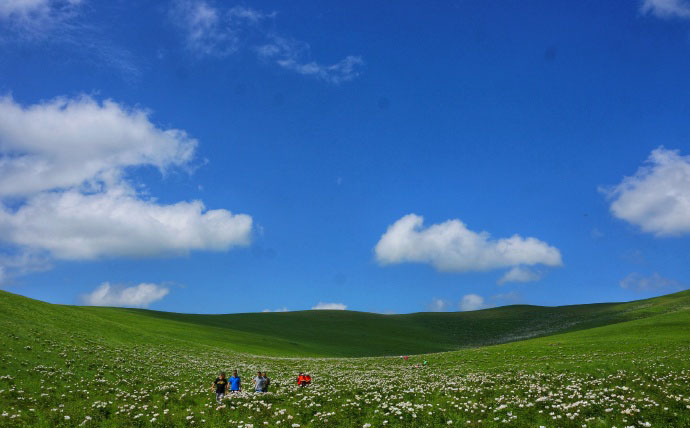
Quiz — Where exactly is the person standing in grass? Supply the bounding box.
[229,370,242,393]
[212,372,228,404]
[253,371,266,393]
[261,371,270,393]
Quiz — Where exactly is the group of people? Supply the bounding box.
[212,370,313,403]
[212,370,271,403]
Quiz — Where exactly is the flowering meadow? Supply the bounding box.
[1,291,689,427]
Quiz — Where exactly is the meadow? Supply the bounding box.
[1,290,689,427]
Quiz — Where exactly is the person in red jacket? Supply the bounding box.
[297,372,306,387]
[304,374,311,385]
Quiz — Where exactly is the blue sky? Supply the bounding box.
[1,0,689,314]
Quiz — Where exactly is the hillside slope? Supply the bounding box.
[0,289,688,357]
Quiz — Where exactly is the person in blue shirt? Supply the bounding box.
[229,370,242,392]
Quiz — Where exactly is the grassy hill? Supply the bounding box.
[1,289,689,427]
[1,288,688,357]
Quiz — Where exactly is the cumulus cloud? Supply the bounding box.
[497,266,543,285]
[0,185,252,260]
[171,1,363,84]
[641,0,690,19]
[312,302,347,310]
[374,214,562,273]
[81,282,169,308]
[0,95,196,196]
[619,272,684,292]
[459,294,486,312]
[603,147,690,236]
[0,95,252,278]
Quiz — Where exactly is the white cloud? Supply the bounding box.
[172,1,245,57]
[0,0,82,39]
[374,214,563,272]
[81,282,169,308]
[258,36,364,84]
[0,0,50,18]
[497,266,543,285]
[619,272,684,292]
[172,1,363,84]
[641,0,690,19]
[603,147,690,236]
[426,298,449,312]
[459,294,486,312]
[0,94,252,277]
[0,95,196,197]
[312,302,347,310]
[0,185,252,260]
[262,307,289,312]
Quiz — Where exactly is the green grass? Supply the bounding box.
[1,289,688,357]
[1,289,689,427]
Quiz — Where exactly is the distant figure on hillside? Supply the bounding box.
[229,370,242,392]
[261,371,270,392]
[305,373,312,385]
[212,372,228,404]
[297,372,307,387]
[403,355,409,361]
[253,371,266,393]
[423,359,428,366]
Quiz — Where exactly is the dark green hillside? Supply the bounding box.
[0,289,688,357]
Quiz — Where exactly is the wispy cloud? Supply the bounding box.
[426,298,449,312]
[641,0,690,19]
[0,0,82,39]
[257,35,363,84]
[0,1,142,80]
[171,1,363,83]
[619,272,684,292]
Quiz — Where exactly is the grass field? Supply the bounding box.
[1,289,689,427]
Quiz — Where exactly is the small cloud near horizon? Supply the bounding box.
[619,272,684,293]
[81,282,169,308]
[312,302,347,310]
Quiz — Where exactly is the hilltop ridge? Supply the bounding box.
[1,289,688,357]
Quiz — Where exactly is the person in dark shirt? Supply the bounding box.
[211,372,228,404]
[261,371,270,392]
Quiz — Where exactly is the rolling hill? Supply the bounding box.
[1,288,688,357]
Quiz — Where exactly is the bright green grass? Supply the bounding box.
[1,289,689,427]
[1,289,688,357]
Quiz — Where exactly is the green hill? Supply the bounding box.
[1,288,688,357]
[1,289,689,427]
